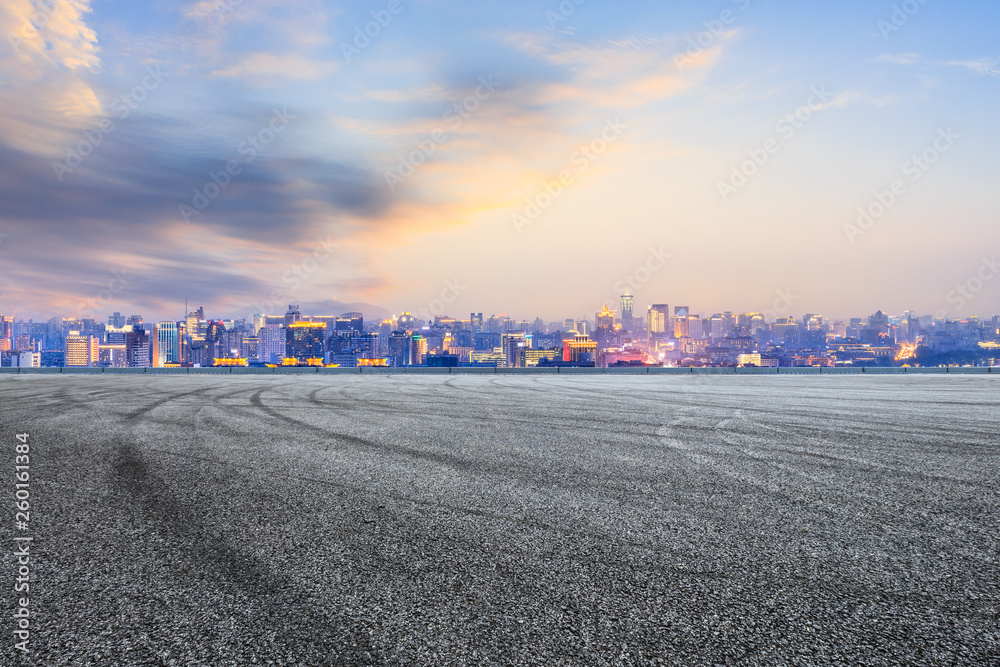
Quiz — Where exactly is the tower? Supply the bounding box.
[620,291,634,332]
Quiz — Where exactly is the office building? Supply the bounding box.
[155,321,181,367]
[65,331,99,367]
[125,329,151,367]
[502,331,527,368]
[286,322,325,363]
[620,291,634,332]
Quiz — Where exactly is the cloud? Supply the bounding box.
[943,58,1000,76]
[0,110,396,320]
[211,52,340,81]
[878,53,1000,77]
[0,0,102,154]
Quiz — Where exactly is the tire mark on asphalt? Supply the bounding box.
[112,440,380,665]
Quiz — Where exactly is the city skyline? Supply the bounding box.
[4,299,998,370]
[1,1,999,321]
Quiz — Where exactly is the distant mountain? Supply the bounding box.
[225,300,393,323]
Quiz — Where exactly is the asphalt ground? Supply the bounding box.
[1,375,998,666]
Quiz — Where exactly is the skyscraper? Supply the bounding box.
[65,331,99,367]
[259,323,285,363]
[620,291,634,332]
[336,312,364,334]
[388,331,412,367]
[501,331,527,368]
[673,306,690,338]
[284,304,302,328]
[647,304,669,340]
[155,321,180,366]
[285,322,325,363]
[125,329,151,368]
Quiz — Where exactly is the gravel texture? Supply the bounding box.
[1,374,998,666]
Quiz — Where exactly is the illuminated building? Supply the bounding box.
[284,304,302,328]
[469,351,506,367]
[708,314,724,339]
[563,334,597,363]
[259,323,285,363]
[336,312,364,334]
[397,312,416,331]
[647,305,668,341]
[186,307,205,344]
[99,344,127,368]
[525,350,559,367]
[388,331,411,367]
[738,353,763,367]
[596,304,615,331]
[673,306,689,338]
[411,334,428,365]
[447,346,473,363]
[155,321,181,367]
[213,358,248,367]
[125,329,151,367]
[286,322,326,362]
[241,336,259,360]
[620,291,634,332]
[65,331,99,367]
[502,331,527,368]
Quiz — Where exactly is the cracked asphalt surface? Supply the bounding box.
[1,375,998,665]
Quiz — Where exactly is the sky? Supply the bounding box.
[0,0,998,324]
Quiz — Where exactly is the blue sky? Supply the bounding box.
[0,0,998,323]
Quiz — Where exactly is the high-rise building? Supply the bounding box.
[284,304,302,328]
[620,291,634,332]
[647,305,669,340]
[411,333,427,365]
[563,335,598,363]
[98,344,127,368]
[388,331,412,367]
[709,314,724,339]
[470,313,483,333]
[259,323,285,363]
[687,315,703,339]
[186,307,206,345]
[286,322,325,363]
[502,332,527,368]
[336,312,364,334]
[0,315,11,344]
[125,329,151,367]
[398,312,416,331]
[155,322,181,366]
[596,304,615,331]
[65,331,99,367]
[241,337,260,361]
[673,307,690,338]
